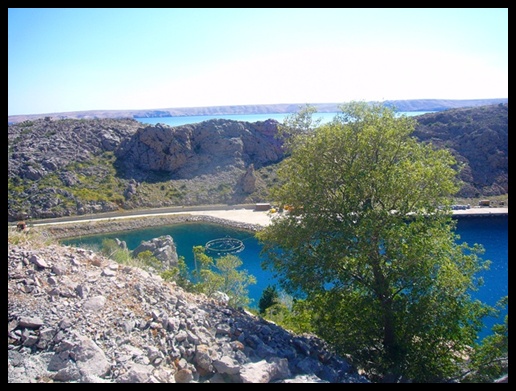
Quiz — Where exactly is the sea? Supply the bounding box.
[134,111,432,127]
[63,111,507,341]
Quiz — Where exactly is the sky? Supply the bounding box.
[8,8,508,116]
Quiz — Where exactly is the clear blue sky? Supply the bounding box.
[8,8,508,116]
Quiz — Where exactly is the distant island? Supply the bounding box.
[7,98,508,124]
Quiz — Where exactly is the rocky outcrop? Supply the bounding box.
[8,118,284,222]
[132,235,179,269]
[115,119,284,179]
[8,117,140,180]
[8,104,508,222]
[413,103,508,197]
[8,240,370,383]
[8,118,142,222]
[239,164,259,194]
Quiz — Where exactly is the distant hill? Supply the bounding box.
[7,98,508,124]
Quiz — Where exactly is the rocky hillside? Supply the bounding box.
[8,230,369,383]
[7,103,508,222]
[413,103,508,197]
[8,118,282,222]
[115,119,283,180]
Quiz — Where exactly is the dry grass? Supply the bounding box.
[8,225,55,248]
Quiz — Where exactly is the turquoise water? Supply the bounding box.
[62,215,507,339]
[62,222,275,309]
[134,111,432,127]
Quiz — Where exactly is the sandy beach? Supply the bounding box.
[185,208,274,226]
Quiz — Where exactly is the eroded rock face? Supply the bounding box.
[115,119,284,179]
[8,118,283,221]
[8,118,142,222]
[240,164,259,194]
[8,118,140,181]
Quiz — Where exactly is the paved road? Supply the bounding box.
[13,205,508,228]
[19,204,264,227]
[451,207,508,217]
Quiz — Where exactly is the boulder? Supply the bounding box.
[132,235,179,269]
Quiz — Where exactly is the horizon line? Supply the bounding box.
[8,97,508,119]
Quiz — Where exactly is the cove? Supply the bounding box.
[61,215,507,340]
[61,222,278,310]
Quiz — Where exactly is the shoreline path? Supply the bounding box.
[23,204,508,229]
[23,204,273,228]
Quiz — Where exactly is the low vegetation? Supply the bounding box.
[94,238,256,309]
[8,214,507,383]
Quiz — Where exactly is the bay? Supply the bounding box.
[62,222,276,310]
[452,215,508,339]
[62,215,507,340]
[70,108,507,340]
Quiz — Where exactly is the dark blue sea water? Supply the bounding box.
[452,215,508,339]
[62,215,507,340]
[134,111,432,127]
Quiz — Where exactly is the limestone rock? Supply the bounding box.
[115,119,284,179]
[8,240,370,383]
[132,235,179,269]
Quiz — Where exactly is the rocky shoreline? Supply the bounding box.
[41,206,509,241]
[8,222,369,383]
[43,213,264,241]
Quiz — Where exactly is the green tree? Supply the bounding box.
[276,104,322,152]
[192,245,213,283]
[256,101,493,382]
[259,285,279,314]
[192,246,256,308]
[262,296,314,335]
[459,296,508,383]
[100,238,132,264]
[161,256,193,290]
[136,250,163,271]
[214,254,257,308]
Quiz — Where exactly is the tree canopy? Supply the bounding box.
[257,101,494,382]
[192,245,256,308]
